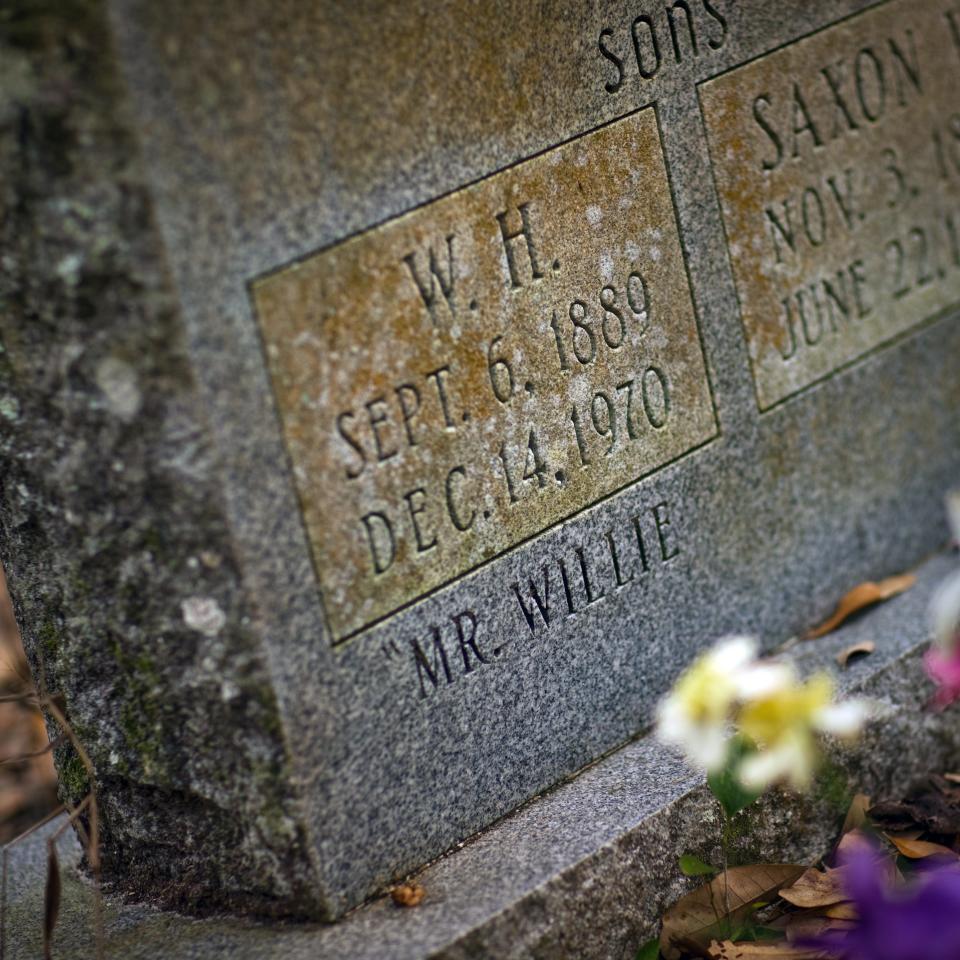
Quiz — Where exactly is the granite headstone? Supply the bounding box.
[1,0,958,921]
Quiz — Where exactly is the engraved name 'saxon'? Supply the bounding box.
[699,0,960,409]
[251,108,716,641]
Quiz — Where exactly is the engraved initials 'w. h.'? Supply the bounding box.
[403,235,457,325]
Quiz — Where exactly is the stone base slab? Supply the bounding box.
[6,549,959,959]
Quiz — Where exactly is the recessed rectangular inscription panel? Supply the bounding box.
[699,0,960,410]
[252,108,716,641]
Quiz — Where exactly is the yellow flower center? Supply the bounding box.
[673,658,737,725]
[737,672,834,746]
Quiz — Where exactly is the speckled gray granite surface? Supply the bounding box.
[1,0,959,922]
[5,550,960,958]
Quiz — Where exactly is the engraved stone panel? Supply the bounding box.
[252,108,716,641]
[12,0,960,930]
[699,0,960,409]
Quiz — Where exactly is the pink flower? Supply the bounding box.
[923,646,960,709]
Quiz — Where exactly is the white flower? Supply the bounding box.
[656,637,784,771]
[657,696,731,770]
[738,729,814,791]
[815,699,875,738]
[947,488,960,543]
[657,637,871,790]
[736,672,870,791]
[930,571,960,651]
[736,661,795,699]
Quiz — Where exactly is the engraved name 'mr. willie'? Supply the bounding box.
[251,108,716,642]
[699,0,960,409]
[395,499,681,701]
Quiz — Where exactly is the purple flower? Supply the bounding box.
[805,843,960,960]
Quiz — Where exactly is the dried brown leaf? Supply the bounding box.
[870,776,960,835]
[886,835,959,860]
[823,902,858,920]
[836,829,875,859]
[835,641,875,668]
[391,882,425,907]
[931,773,960,799]
[707,940,831,959]
[44,843,61,960]
[888,828,923,841]
[660,864,807,960]
[806,574,916,639]
[781,914,856,942]
[943,773,960,785]
[779,867,848,909]
[840,794,871,836]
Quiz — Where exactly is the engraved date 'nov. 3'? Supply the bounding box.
[699,1,960,407]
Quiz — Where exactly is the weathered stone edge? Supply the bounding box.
[0,0,324,917]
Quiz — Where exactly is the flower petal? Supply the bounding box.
[688,727,730,771]
[815,699,872,738]
[924,647,960,708]
[735,662,795,700]
[738,736,813,790]
[930,571,960,650]
[947,488,960,543]
[655,698,692,744]
[709,635,758,672]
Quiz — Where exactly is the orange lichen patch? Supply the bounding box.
[390,882,425,908]
[145,2,616,236]
[252,107,715,640]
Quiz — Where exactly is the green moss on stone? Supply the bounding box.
[37,618,59,657]
[251,684,284,739]
[106,639,168,779]
[58,749,89,801]
[118,693,164,779]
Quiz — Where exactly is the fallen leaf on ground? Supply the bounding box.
[822,902,858,920]
[870,776,960,835]
[886,828,923,841]
[840,794,871,836]
[836,829,876,858]
[391,882,425,907]
[779,867,848,909]
[0,572,59,844]
[707,940,830,959]
[806,574,916,639]
[660,864,807,960]
[886,834,958,859]
[835,641,875,668]
[780,914,856,942]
